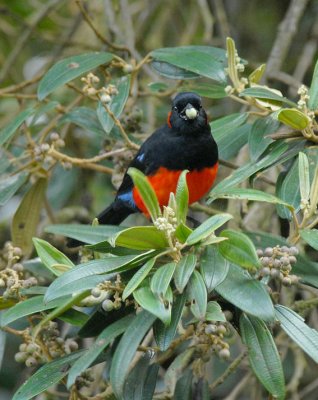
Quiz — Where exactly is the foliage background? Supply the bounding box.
[0,0,318,399]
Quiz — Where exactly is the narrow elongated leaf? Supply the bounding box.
[300,229,318,250]
[210,187,294,210]
[308,58,318,110]
[123,258,156,300]
[215,263,275,321]
[278,108,310,130]
[187,271,207,319]
[123,354,159,400]
[276,159,300,220]
[33,238,74,276]
[219,229,260,270]
[110,310,156,399]
[153,291,187,351]
[210,141,289,194]
[150,46,227,83]
[67,314,134,387]
[174,254,197,293]
[11,178,47,256]
[181,82,227,99]
[151,61,199,79]
[151,262,176,298]
[97,76,130,133]
[111,226,168,250]
[45,224,123,244]
[249,116,279,161]
[200,246,229,292]
[298,152,310,202]
[133,286,171,325]
[0,295,67,326]
[176,170,189,224]
[128,167,160,221]
[0,172,27,206]
[59,107,105,136]
[240,314,285,399]
[275,305,318,363]
[45,251,156,302]
[246,231,318,288]
[38,52,113,100]
[174,368,193,400]
[240,87,297,107]
[58,309,89,326]
[165,349,195,394]
[12,351,84,400]
[186,213,233,245]
[0,107,35,146]
[0,330,6,370]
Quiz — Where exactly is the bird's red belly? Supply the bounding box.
[132,163,218,215]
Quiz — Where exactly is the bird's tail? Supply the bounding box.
[67,202,133,248]
[96,202,133,225]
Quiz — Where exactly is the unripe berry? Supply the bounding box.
[102,299,114,312]
[218,348,231,360]
[123,63,133,73]
[15,352,28,363]
[256,249,263,257]
[280,256,290,266]
[289,256,297,264]
[282,276,292,286]
[261,267,271,276]
[50,132,60,141]
[91,287,102,298]
[270,268,280,278]
[289,247,299,256]
[205,324,217,334]
[217,325,227,335]
[264,247,273,257]
[25,356,38,367]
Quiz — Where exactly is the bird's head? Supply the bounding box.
[168,92,208,134]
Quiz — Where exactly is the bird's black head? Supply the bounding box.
[168,92,208,134]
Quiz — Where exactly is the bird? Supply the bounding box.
[69,92,218,246]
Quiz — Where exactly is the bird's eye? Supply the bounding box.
[173,106,178,111]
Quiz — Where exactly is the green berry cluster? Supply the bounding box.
[75,370,95,390]
[257,245,299,286]
[197,322,230,361]
[0,242,38,299]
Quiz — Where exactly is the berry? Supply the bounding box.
[25,356,38,367]
[270,268,280,278]
[261,257,270,266]
[280,256,290,266]
[289,256,297,264]
[91,287,102,298]
[102,299,114,312]
[256,249,263,257]
[282,276,292,286]
[264,247,273,257]
[218,348,231,360]
[217,325,227,335]
[289,247,299,256]
[205,324,217,334]
[261,267,271,276]
[15,352,28,363]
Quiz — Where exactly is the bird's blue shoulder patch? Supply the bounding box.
[117,191,137,209]
[136,153,145,163]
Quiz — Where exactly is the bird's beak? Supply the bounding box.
[181,103,199,120]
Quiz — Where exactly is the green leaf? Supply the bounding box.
[97,75,131,133]
[276,159,300,220]
[33,238,74,276]
[123,258,156,300]
[210,187,294,211]
[37,52,113,100]
[240,87,297,107]
[59,107,106,136]
[174,368,193,400]
[181,82,227,99]
[151,61,199,79]
[205,301,226,322]
[133,286,171,325]
[240,314,285,399]
[12,351,84,400]
[200,246,229,292]
[298,152,310,202]
[150,46,227,83]
[0,107,35,147]
[211,113,250,160]
[0,295,67,327]
[153,291,187,351]
[210,140,289,194]
[308,58,318,110]
[246,231,318,288]
[151,262,176,298]
[111,226,168,250]
[249,116,279,161]
[275,305,318,363]
[0,330,6,370]
[277,108,310,130]
[186,213,233,245]
[45,224,123,245]
[0,172,27,206]
[67,314,134,387]
[11,178,47,256]
[175,170,189,224]
[300,229,318,250]
[45,251,156,302]
[249,64,266,84]
[165,349,195,394]
[110,310,156,399]
[215,263,275,321]
[219,229,260,271]
[58,308,89,326]
[174,254,197,293]
[123,354,159,400]
[175,223,193,243]
[128,167,161,221]
[187,271,207,320]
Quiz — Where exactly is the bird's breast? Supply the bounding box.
[132,163,218,216]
